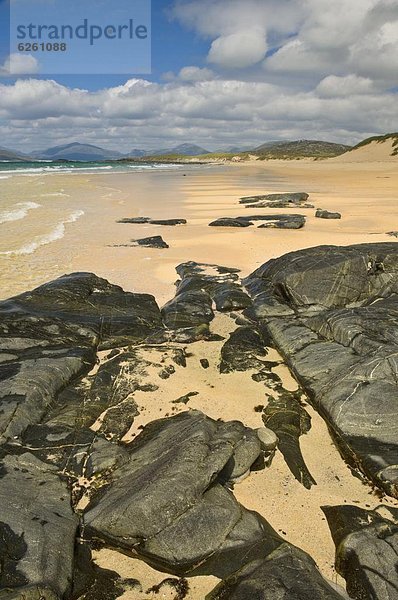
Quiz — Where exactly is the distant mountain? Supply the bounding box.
[143,143,210,157]
[215,145,254,154]
[0,146,30,162]
[128,148,147,158]
[34,142,124,162]
[253,140,350,159]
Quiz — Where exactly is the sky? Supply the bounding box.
[0,0,397,152]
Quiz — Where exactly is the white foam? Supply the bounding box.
[40,192,71,197]
[0,202,41,224]
[0,210,84,256]
[0,175,10,180]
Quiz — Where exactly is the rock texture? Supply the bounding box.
[209,215,306,229]
[209,218,252,228]
[1,245,397,599]
[323,505,398,600]
[132,236,169,248]
[83,410,279,576]
[207,544,347,599]
[118,218,186,226]
[240,192,313,209]
[244,243,398,498]
[315,209,342,219]
[0,453,79,599]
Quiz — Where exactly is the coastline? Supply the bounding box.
[0,156,397,598]
[1,157,397,304]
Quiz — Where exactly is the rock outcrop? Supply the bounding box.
[316,209,342,219]
[118,217,187,226]
[1,245,397,599]
[132,236,169,248]
[240,192,312,209]
[209,215,306,229]
[323,505,398,600]
[244,243,398,498]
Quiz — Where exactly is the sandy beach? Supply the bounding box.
[1,155,397,598]
[1,156,397,306]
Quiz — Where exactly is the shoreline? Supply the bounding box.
[0,157,397,598]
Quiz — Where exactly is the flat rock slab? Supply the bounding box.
[131,236,169,248]
[118,218,186,226]
[0,453,79,598]
[209,218,252,227]
[316,209,342,219]
[240,192,310,208]
[208,215,306,229]
[323,505,398,600]
[244,243,398,497]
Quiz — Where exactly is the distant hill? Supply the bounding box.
[128,148,148,158]
[140,143,210,157]
[34,142,124,161]
[334,133,398,162]
[252,140,350,159]
[215,145,254,154]
[0,146,30,162]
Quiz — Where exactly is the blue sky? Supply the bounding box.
[1,0,210,86]
[0,0,397,152]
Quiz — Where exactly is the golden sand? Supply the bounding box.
[1,155,397,597]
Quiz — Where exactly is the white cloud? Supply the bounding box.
[178,66,215,81]
[172,0,398,86]
[316,75,375,98]
[171,0,300,69]
[0,77,396,152]
[0,1,397,151]
[208,29,267,68]
[0,53,40,76]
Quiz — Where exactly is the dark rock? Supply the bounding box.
[244,243,398,497]
[323,505,398,600]
[172,391,199,405]
[83,411,267,574]
[0,350,93,446]
[254,215,306,229]
[212,283,252,312]
[262,392,316,489]
[176,262,240,283]
[162,290,214,329]
[206,543,347,600]
[132,236,169,249]
[0,453,78,598]
[240,192,310,208]
[149,219,187,226]
[117,217,186,226]
[146,578,189,599]
[209,214,306,229]
[209,218,252,228]
[117,217,151,224]
[200,359,210,369]
[0,272,163,350]
[220,327,268,374]
[316,209,342,219]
